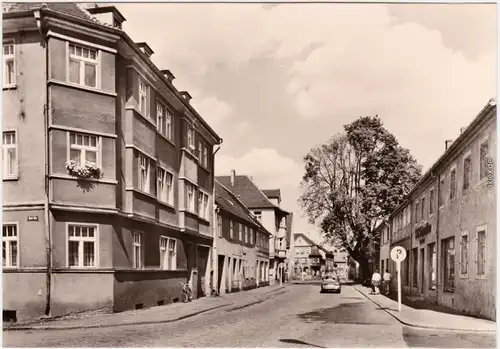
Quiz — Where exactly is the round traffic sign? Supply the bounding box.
[390,246,407,263]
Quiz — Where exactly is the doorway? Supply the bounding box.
[217,255,224,294]
[196,245,210,298]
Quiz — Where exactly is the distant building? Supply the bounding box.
[217,171,293,285]
[293,233,333,277]
[381,99,496,320]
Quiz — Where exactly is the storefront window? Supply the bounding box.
[428,243,437,290]
[442,237,455,292]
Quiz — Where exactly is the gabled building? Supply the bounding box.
[213,180,271,294]
[216,171,292,285]
[293,233,333,277]
[2,3,222,322]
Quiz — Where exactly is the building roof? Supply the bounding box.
[263,189,281,200]
[216,175,280,210]
[4,2,92,20]
[294,233,333,256]
[215,180,271,236]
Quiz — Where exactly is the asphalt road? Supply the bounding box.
[3,284,496,348]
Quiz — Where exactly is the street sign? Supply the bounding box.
[390,246,407,313]
[390,246,407,263]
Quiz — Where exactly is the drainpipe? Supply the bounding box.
[35,9,52,317]
[211,142,222,295]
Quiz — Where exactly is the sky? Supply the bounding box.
[111,2,496,244]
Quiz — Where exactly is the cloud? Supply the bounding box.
[189,92,234,134]
[215,148,303,188]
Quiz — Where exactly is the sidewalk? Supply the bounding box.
[354,285,496,333]
[4,284,287,331]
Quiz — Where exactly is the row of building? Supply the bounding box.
[377,99,496,321]
[2,3,294,322]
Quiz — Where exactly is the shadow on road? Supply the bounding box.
[280,338,326,348]
[297,302,395,325]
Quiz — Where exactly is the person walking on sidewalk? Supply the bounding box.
[371,269,382,295]
[383,269,391,295]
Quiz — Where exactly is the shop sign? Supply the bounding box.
[415,222,432,238]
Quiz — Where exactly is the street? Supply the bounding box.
[3,284,495,348]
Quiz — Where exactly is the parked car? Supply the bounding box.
[320,275,341,293]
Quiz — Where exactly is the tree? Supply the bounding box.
[299,116,422,281]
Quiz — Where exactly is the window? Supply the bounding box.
[412,249,418,287]
[203,145,208,168]
[139,79,149,117]
[197,142,202,159]
[165,109,172,141]
[439,176,445,207]
[187,127,195,150]
[250,228,254,245]
[254,211,262,222]
[160,236,177,270]
[2,131,17,179]
[3,41,15,86]
[428,243,436,290]
[186,182,196,212]
[157,167,173,204]
[460,233,468,276]
[449,167,456,201]
[421,197,425,221]
[244,226,248,244]
[414,201,419,223]
[68,224,97,268]
[463,154,471,191]
[69,132,99,167]
[3,223,18,267]
[157,102,165,136]
[442,237,455,291]
[198,191,209,219]
[138,154,150,193]
[133,232,143,269]
[68,43,98,88]
[238,223,243,241]
[476,227,486,276]
[217,215,222,238]
[479,138,489,180]
[230,220,234,239]
[429,189,434,215]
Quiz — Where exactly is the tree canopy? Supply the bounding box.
[299,116,422,279]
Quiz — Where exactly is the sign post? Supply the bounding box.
[390,246,407,312]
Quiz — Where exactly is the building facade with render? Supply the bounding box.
[213,180,271,294]
[2,3,221,322]
[381,99,496,320]
[216,171,292,285]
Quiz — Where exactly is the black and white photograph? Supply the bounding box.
[1,1,497,347]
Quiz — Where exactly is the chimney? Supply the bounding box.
[460,127,465,134]
[135,42,154,58]
[180,91,192,103]
[230,169,236,186]
[445,139,454,151]
[160,69,175,83]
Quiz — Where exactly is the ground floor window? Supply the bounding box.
[68,224,97,268]
[133,232,143,269]
[442,237,455,292]
[476,227,486,276]
[412,248,418,287]
[3,223,18,267]
[428,243,436,290]
[160,236,177,270]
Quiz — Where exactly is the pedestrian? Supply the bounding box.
[383,269,391,295]
[371,269,382,295]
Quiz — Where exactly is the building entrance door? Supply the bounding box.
[420,248,425,294]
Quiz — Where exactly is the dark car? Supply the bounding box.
[320,275,341,293]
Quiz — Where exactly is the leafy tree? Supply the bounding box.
[299,116,422,280]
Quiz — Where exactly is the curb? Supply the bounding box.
[353,286,496,333]
[4,302,231,332]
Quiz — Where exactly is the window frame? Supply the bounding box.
[66,42,100,89]
[238,223,243,241]
[442,236,455,292]
[462,150,472,193]
[429,188,434,216]
[478,136,490,183]
[2,129,18,180]
[439,175,445,209]
[459,231,469,278]
[138,153,151,194]
[449,165,457,202]
[475,225,487,279]
[185,181,197,213]
[230,220,234,239]
[3,39,16,88]
[67,131,101,168]
[157,166,174,205]
[187,127,195,151]
[428,242,437,290]
[420,196,426,222]
[66,223,99,269]
[2,222,19,268]
[159,236,177,270]
[132,231,144,269]
[198,190,210,220]
[138,78,150,118]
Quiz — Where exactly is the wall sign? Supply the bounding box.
[415,222,432,238]
[27,216,39,222]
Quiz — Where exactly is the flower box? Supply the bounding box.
[65,160,102,179]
